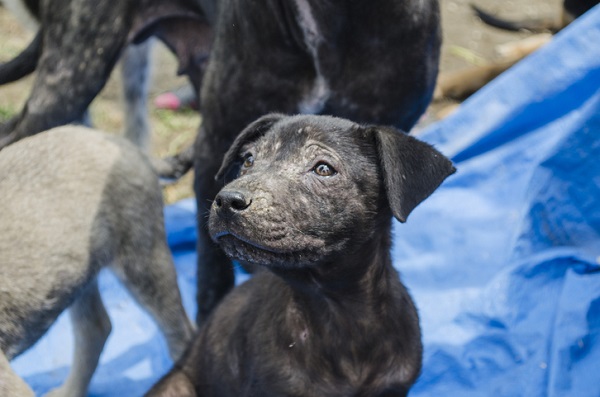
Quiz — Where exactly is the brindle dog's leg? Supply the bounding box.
[0,2,131,150]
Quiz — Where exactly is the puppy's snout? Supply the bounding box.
[214,190,252,215]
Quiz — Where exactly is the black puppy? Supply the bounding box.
[147,114,455,397]
[192,0,442,322]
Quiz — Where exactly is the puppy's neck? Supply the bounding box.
[274,219,397,306]
[273,219,415,362]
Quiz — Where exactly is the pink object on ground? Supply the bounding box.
[154,92,182,110]
[154,84,198,111]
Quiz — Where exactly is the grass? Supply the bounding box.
[0,106,16,122]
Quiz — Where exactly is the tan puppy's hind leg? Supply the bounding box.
[45,279,111,397]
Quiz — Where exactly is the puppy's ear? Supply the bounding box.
[215,113,286,182]
[370,126,455,223]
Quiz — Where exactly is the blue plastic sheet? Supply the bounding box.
[12,5,600,396]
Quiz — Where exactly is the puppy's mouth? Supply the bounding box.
[212,231,290,266]
[213,230,284,254]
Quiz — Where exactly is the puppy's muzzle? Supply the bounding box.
[214,189,252,218]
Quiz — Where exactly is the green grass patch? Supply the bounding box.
[0,106,16,122]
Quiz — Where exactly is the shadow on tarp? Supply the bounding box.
[12,4,600,396]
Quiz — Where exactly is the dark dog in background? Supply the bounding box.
[0,0,213,150]
[0,126,195,397]
[190,0,442,323]
[147,114,455,397]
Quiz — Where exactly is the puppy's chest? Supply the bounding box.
[240,333,402,397]
[252,308,408,395]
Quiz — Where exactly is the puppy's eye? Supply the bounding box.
[242,154,254,169]
[313,161,336,177]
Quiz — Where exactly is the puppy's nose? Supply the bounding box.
[214,190,252,215]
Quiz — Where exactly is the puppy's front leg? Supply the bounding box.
[44,279,111,397]
[0,351,35,397]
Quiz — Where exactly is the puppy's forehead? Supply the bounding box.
[260,115,363,154]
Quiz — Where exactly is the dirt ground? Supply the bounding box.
[0,0,562,203]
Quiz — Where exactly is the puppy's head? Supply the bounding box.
[209,114,455,269]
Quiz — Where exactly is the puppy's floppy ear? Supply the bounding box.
[215,113,285,182]
[370,126,456,223]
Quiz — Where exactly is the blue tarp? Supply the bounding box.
[12,4,600,396]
